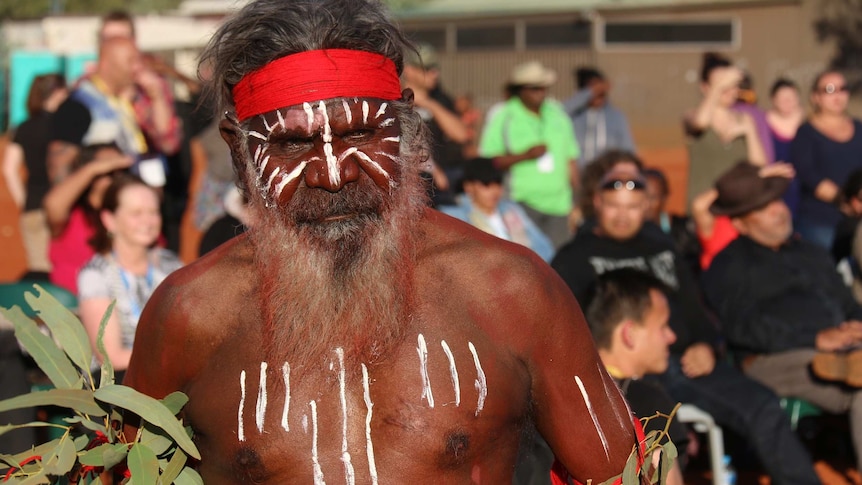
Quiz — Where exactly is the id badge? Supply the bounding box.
[536,152,554,173]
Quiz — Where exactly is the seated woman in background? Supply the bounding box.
[77,173,181,381]
[43,144,133,294]
[440,158,554,262]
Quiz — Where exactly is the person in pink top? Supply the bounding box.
[43,143,132,293]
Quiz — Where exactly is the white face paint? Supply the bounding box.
[318,101,341,187]
[440,340,461,407]
[282,362,291,432]
[574,375,610,462]
[374,103,388,119]
[335,348,355,485]
[417,334,435,408]
[362,101,369,124]
[468,342,487,416]
[238,370,247,442]
[256,362,268,433]
[361,363,379,485]
[310,400,325,484]
[378,118,395,128]
[342,99,352,124]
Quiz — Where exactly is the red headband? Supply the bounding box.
[232,49,403,121]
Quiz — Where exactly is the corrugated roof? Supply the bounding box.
[394,0,792,20]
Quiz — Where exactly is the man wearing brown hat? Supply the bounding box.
[703,161,862,477]
[480,60,580,248]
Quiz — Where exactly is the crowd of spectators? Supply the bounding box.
[5,18,862,482]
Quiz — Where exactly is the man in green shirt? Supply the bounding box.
[480,61,581,249]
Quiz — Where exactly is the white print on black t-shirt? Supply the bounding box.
[587,250,679,290]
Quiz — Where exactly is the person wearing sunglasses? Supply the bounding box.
[790,70,862,251]
[552,169,821,485]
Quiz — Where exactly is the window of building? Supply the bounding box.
[525,21,591,49]
[405,28,447,50]
[602,20,735,47]
[456,25,516,50]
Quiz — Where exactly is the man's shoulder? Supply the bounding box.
[145,235,255,329]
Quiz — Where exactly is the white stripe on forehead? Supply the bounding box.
[374,103,388,119]
[319,101,341,187]
[362,101,369,124]
[274,160,311,198]
[260,114,274,133]
[303,103,315,132]
[342,100,352,125]
[276,109,286,131]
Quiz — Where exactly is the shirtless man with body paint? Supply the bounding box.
[122,1,642,483]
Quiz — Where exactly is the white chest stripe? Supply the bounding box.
[440,340,460,406]
[335,348,355,485]
[417,334,435,408]
[281,362,291,432]
[255,362,268,433]
[362,364,379,485]
[468,342,487,416]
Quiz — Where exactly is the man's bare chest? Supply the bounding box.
[182,328,530,483]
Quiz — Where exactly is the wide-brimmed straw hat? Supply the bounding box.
[710,161,790,217]
[508,61,557,87]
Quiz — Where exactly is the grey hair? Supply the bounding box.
[200,0,415,116]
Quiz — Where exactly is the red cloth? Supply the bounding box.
[550,415,647,485]
[48,208,95,295]
[699,215,738,270]
[232,49,403,121]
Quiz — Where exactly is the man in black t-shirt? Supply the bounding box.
[401,44,468,206]
[552,170,820,485]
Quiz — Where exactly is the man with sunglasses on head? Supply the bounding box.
[480,61,580,249]
[552,164,821,485]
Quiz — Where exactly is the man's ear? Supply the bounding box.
[401,88,415,109]
[730,216,747,235]
[620,320,637,349]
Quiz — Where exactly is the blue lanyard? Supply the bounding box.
[116,256,154,324]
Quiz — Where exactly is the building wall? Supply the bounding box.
[404,0,836,212]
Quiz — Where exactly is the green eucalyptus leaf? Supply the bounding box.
[160,450,187,484]
[1,307,80,389]
[94,385,199,460]
[0,421,66,437]
[127,444,159,485]
[63,415,106,433]
[174,466,203,485]
[26,284,93,372]
[16,470,49,485]
[42,433,76,476]
[96,301,116,388]
[0,389,106,416]
[160,392,189,416]
[3,438,60,466]
[622,447,639,485]
[73,433,90,451]
[79,442,129,470]
[140,424,174,456]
